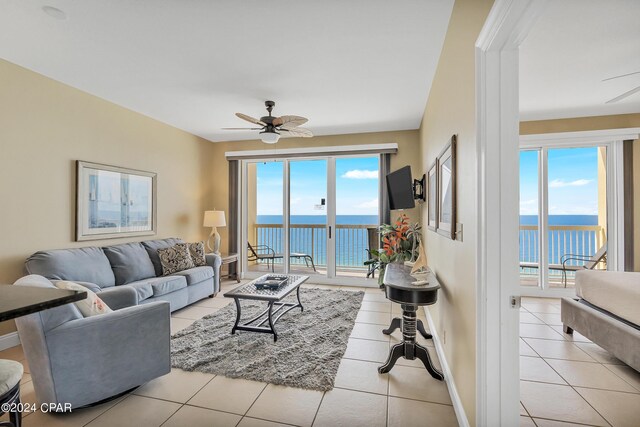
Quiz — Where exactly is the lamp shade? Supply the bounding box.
[203,210,226,227]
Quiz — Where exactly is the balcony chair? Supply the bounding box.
[247,242,316,272]
[558,244,607,287]
[519,244,607,288]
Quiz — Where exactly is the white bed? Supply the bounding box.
[576,270,640,326]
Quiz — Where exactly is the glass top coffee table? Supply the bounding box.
[224,274,309,342]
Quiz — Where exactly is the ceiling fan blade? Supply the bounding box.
[602,70,640,82]
[605,85,640,104]
[222,127,263,130]
[281,127,313,138]
[236,113,266,126]
[273,115,308,129]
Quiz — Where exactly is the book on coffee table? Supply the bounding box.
[254,275,288,290]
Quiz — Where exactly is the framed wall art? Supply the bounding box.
[437,135,457,239]
[427,160,438,231]
[76,161,157,241]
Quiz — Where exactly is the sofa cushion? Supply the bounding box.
[141,238,184,277]
[158,243,195,276]
[54,281,113,317]
[103,242,156,285]
[170,266,214,286]
[126,282,154,302]
[25,247,116,288]
[125,276,187,299]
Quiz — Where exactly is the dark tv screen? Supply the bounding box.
[386,166,415,210]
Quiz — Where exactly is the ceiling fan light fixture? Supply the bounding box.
[260,130,280,144]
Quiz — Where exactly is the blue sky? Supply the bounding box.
[520,147,599,216]
[255,157,379,216]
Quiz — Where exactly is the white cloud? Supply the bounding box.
[520,199,538,215]
[341,169,378,179]
[548,179,592,188]
[355,198,379,209]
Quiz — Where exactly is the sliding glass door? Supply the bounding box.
[242,155,380,284]
[246,161,285,274]
[335,157,379,279]
[289,159,328,278]
[519,144,610,291]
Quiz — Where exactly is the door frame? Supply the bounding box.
[477,1,639,424]
[475,0,547,425]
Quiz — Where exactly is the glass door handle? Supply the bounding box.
[329,226,332,239]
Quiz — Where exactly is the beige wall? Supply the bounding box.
[521,113,640,270]
[418,0,494,424]
[0,59,218,335]
[209,130,422,254]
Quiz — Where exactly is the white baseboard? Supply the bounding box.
[424,307,470,427]
[0,332,21,351]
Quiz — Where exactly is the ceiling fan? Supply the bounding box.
[223,100,313,144]
[603,70,640,104]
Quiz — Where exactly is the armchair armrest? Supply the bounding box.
[206,253,222,293]
[44,302,171,406]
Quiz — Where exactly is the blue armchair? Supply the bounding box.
[13,275,171,409]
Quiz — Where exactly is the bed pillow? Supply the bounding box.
[54,281,113,317]
[158,243,195,276]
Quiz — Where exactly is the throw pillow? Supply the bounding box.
[54,281,113,317]
[188,241,207,267]
[158,243,195,275]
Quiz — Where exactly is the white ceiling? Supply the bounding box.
[0,0,454,142]
[520,0,640,121]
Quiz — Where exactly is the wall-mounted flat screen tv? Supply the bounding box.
[386,165,415,210]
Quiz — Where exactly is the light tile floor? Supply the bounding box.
[0,280,456,427]
[519,297,640,427]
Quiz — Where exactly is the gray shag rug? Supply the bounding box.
[170,288,364,391]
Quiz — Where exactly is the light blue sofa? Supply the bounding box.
[14,274,171,408]
[24,238,222,312]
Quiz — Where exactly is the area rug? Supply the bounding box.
[170,288,364,391]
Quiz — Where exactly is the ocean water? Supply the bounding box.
[519,215,602,272]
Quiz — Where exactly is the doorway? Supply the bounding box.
[241,155,380,285]
[519,144,613,292]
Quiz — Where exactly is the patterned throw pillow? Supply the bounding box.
[158,243,195,276]
[188,241,207,267]
[54,281,113,317]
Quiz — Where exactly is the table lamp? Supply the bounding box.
[203,210,226,254]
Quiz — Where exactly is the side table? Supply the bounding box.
[378,263,444,381]
[219,253,240,283]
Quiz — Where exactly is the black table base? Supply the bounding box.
[231,286,304,342]
[378,304,444,380]
[382,317,433,339]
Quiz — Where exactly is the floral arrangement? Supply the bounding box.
[365,214,422,286]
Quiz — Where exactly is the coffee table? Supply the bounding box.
[224,274,309,342]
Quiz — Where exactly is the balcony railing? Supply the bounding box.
[519,224,606,278]
[252,223,376,269]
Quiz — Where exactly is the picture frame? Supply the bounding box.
[76,161,157,241]
[437,135,457,239]
[427,160,438,231]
